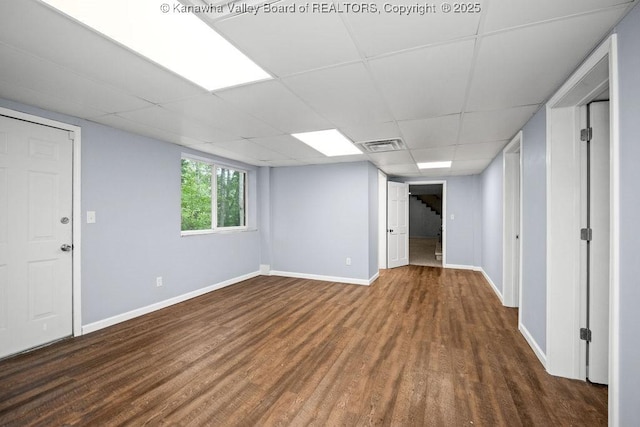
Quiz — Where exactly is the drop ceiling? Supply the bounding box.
[0,0,634,176]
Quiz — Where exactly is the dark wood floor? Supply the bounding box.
[0,266,607,426]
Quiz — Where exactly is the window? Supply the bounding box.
[216,166,246,228]
[181,157,247,233]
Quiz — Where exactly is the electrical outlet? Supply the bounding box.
[346,257,351,266]
[156,276,163,287]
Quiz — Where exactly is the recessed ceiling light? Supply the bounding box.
[292,130,361,157]
[417,161,452,169]
[41,0,271,91]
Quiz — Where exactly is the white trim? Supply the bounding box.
[443,263,481,271]
[0,106,83,338]
[608,34,620,427]
[403,180,447,266]
[519,322,547,369]
[480,268,503,303]
[269,270,376,286]
[82,270,261,334]
[544,35,620,423]
[259,264,271,275]
[369,271,380,284]
[502,132,523,308]
[378,170,388,269]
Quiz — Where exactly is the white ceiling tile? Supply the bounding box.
[249,135,324,159]
[379,163,421,176]
[212,140,290,162]
[410,146,456,163]
[341,122,402,143]
[213,0,360,76]
[468,9,627,110]
[454,140,508,161]
[186,142,256,161]
[344,0,482,57]
[264,159,306,167]
[0,80,106,119]
[420,168,451,177]
[92,114,206,147]
[216,80,332,134]
[297,154,370,164]
[0,1,206,104]
[459,106,538,144]
[0,43,151,114]
[283,62,394,127]
[398,114,461,149]
[117,106,238,142]
[484,0,632,32]
[369,40,476,120]
[451,159,491,171]
[162,95,281,138]
[367,150,415,167]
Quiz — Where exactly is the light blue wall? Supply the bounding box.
[400,176,482,268]
[409,197,441,238]
[520,109,547,353]
[258,166,272,267]
[614,3,640,422]
[481,152,504,296]
[270,162,376,281]
[0,98,261,325]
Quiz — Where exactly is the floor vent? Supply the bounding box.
[356,138,406,153]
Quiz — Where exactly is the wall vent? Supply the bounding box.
[356,138,406,153]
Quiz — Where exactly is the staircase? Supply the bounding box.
[412,194,442,217]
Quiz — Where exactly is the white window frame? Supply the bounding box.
[181,154,248,236]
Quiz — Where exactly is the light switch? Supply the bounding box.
[87,211,96,224]
[450,214,455,220]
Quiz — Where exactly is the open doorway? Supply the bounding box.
[545,34,618,423]
[408,183,444,267]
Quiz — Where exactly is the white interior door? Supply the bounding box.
[387,182,408,269]
[504,144,522,308]
[0,115,73,359]
[586,101,610,384]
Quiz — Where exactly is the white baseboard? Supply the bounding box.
[369,271,380,284]
[480,268,503,303]
[269,270,375,286]
[519,322,547,368]
[443,263,482,271]
[82,270,261,335]
[259,264,270,275]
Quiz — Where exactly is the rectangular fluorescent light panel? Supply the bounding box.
[292,130,361,157]
[417,161,452,169]
[41,0,271,91]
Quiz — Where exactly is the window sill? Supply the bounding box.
[181,228,257,237]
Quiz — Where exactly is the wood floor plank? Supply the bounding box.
[0,266,607,426]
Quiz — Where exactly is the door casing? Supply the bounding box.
[544,35,619,425]
[403,180,447,267]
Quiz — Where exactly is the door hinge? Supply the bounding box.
[580,228,592,241]
[580,328,592,342]
[580,127,592,142]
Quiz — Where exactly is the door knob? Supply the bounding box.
[60,244,73,252]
